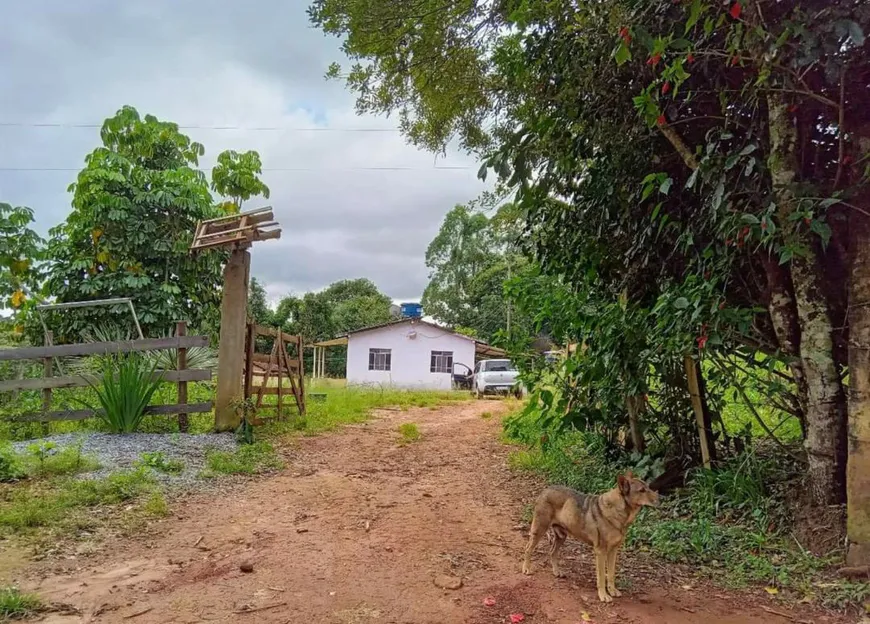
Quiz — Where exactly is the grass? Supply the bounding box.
[0,468,155,533]
[143,491,170,517]
[0,587,41,620]
[480,410,494,419]
[502,408,870,612]
[397,422,421,444]
[137,451,184,474]
[203,441,283,476]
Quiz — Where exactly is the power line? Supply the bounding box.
[0,165,474,172]
[0,122,402,132]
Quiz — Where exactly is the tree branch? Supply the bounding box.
[658,123,699,171]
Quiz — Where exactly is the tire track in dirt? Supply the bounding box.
[14,400,852,623]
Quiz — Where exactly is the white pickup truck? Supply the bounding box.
[473,359,523,398]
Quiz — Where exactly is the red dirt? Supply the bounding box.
[9,401,855,623]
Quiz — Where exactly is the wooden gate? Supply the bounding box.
[243,323,305,423]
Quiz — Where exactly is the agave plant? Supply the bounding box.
[79,354,164,433]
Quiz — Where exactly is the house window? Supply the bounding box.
[430,350,453,373]
[368,348,391,371]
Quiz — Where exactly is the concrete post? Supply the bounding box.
[215,248,251,431]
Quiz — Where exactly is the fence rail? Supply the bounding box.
[0,322,212,430]
[0,335,208,362]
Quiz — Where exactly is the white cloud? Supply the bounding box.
[0,0,490,303]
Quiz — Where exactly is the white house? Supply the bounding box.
[345,318,477,390]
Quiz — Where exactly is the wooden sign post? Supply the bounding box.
[190,207,281,431]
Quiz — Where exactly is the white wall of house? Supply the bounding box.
[346,320,476,390]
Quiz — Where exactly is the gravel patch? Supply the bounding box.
[12,432,239,486]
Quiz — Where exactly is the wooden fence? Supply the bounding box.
[0,322,212,431]
[244,323,305,423]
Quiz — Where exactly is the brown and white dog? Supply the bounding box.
[522,472,659,602]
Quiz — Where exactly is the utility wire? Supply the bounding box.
[0,165,474,172]
[0,122,402,132]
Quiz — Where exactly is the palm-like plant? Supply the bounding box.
[79,354,164,433]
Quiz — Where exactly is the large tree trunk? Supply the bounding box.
[847,196,870,564]
[767,94,848,505]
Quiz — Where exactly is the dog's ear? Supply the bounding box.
[617,474,631,495]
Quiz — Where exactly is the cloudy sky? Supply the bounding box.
[0,0,489,304]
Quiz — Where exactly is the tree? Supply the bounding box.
[38,106,227,341]
[310,0,870,559]
[247,277,272,325]
[272,294,302,334]
[422,205,497,328]
[0,203,43,316]
[211,150,271,214]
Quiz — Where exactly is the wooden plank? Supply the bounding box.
[276,329,285,418]
[0,335,208,362]
[251,352,299,370]
[42,331,53,436]
[9,402,213,423]
[0,369,211,393]
[255,341,278,409]
[244,322,255,400]
[176,321,189,433]
[198,207,273,228]
[684,355,713,469]
[252,325,301,342]
[250,386,282,395]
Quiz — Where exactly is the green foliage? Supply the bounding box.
[0,468,154,533]
[397,422,421,444]
[137,451,184,474]
[211,149,270,213]
[35,106,225,342]
[0,203,43,315]
[247,277,273,325]
[0,444,27,482]
[78,354,163,433]
[421,203,531,343]
[142,490,170,517]
[203,441,282,476]
[0,587,41,620]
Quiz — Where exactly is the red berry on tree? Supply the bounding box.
[731,55,740,66]
[662,81,672,94]
[761,221,768,230]
[730,2,742,19]
[657,114,666,126]
[697,335,709,349]
[648,53,662,67]
[687,53,695,63]
[804,217,812,225]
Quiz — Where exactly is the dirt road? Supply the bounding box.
[16,401,850,623]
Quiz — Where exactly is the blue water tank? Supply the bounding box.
[400,302,423,318]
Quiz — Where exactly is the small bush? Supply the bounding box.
[0,587,41,620]
[137,451,184,474]
[397,422,421,444]
[480,411,494,419]
[143,491,169,517]
[79,354,163,433]
[0,445,26,482]
[204,442,282,476]
[33,444,100,477]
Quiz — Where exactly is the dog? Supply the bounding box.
[521,471,659,602]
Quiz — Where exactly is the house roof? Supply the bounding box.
[309,317,507,357]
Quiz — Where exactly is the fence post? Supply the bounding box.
[684,354,713,469]
[176,321,189,433]
[42,331,53,434]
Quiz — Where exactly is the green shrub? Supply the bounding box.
[204,442,282,476]
[79,354,163,433]
[137,451,184,474]
[0,444,26,482]
[0,587,41,620]
[397,422,421,444]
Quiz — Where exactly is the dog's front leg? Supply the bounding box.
[594,548,612,603]
[605,547,622,597]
